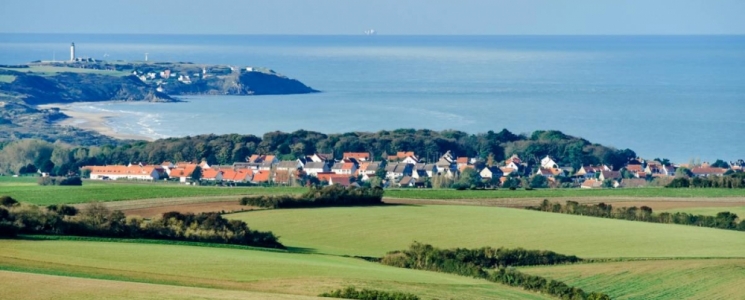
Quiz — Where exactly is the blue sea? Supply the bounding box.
[1,34,743,163]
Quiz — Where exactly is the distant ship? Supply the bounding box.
[364,29,377,35]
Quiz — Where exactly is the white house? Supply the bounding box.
[304,162,330,176]
[540,155,559,169]
[87,165,165,181]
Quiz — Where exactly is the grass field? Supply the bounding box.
[0,271,324,300]
[661,206,745,217]
[385,188,745,199]
[0,75,15,83]
[521,259,745,300]
[0,240,550,300]
[0,66,128,76]
[228,205,745,258]
[0,177,304,205]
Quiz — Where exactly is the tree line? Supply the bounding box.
[240,185,384,209]
[528,200,745,231]
[667,173,744,189]
[380,242,609,300]
[0,197,283,248]
[0,128,634,176]
[320,287,419,300]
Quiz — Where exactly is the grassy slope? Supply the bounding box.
[521,259,745,300]
[0,177,304,205]
[385,188,745,199]
[0,270,323,300]
[0,240,548,300]
[229,205,745,258]
[661,206,745,217]
[0,66,128,76]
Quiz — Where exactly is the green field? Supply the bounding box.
[521,259,745,300]
[385,188,745,199]
[0,240,549,300]
[661,206,745,217]
[0,177,304,205]
[228,205,745,258]
[0,66,128,76]
[0,75,15,83]
[0,271,324,300]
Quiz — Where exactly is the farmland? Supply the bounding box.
[0,240,549,300]
[0,177,304,205]
[385,188,745,200]
[228,205,745,258]
[2,177,745,299]
[661,205,745,217]
[520,259,745,300]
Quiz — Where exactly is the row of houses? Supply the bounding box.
[82,151,743,188]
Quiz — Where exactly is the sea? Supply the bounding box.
[1,34,744,163]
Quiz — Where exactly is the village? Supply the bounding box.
[82,151,745,189]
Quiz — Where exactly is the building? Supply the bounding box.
[343,152,371,162]
[86,165,165,181]
[70,42,75,62]
[304,162,331,176]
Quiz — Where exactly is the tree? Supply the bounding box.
[0,196,18,208]
[711,159,730,169]
[456,168,482,189]
[191,166,203,182]
[529,176,548,188]
[602,179,615,188]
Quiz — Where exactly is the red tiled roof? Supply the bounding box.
[343,152,370,160]
[456,157,469,164]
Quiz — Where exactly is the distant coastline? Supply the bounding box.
[37,104,154,141]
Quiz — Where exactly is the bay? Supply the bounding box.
[1,34,743,163]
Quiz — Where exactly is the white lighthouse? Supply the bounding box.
[70,42,76,62]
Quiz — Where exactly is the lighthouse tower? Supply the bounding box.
[70,43,76,62]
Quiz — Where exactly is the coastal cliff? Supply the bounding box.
[0,61,319,144]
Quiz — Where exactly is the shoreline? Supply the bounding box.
[37,104,154,141]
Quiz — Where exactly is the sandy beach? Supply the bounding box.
[37,104,154,141]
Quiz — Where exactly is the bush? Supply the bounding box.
[37,176,83,186]
[0,203,284,249]
[528,199,745,231]
[380,242,607,299]
[0,196,18,207]
[320,287,419,300]
[241,185,384,209]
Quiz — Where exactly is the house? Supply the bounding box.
[200,168,223,181]
[500,167,517,176]
[536,168,563,178]
[86,165,165,181]
[691,167,728,177]
[599,170,622,181]
[250,170,271,183]
[343,152,371,162]
[456,157,469,168]
[247,154,277,165]
[310,153,334,163]
[276,160,302,172]
[397,176,416,187]
[329,175,358,187]
[581,178,603,189]
[232,162,262,170]
[316,172,336,183]
[415,163,438,177]
[620,178,647,188]
[221,169,251,183]
[384,163,413,179]
[331,162,357,175]
[304,162,331,176]
[480,166,504,179]
[660,166,676,177]
[357,161,384,180]
[540,155,559,169]
[387,151,415,161]
[505,154,522,165]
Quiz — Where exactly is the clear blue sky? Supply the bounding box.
[1,0,743,35]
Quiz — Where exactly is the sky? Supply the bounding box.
[1,0,744,35]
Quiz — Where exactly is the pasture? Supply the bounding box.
[229,205,745,258]
[0,240,549,300]
[661,205,745,217]
[0,66,128,76]
[521,259,745,300]
[0,271,323,300]
[0,177,304,205]
[385,188,745,200]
